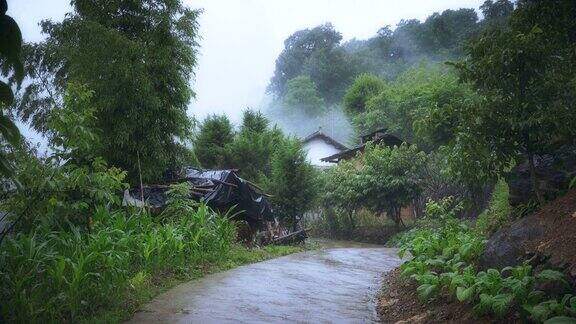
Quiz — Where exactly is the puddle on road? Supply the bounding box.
[127,241,402,323]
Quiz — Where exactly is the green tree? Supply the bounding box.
[240,109,269,135]
[283,76,325,116]
[418,9,479,55]
[3,84,127,232]
[343,74,385,115]
[17,0,201,182]
[324,158,366,231]
[48,83,101,164]
[325,143,426,229]
[448,1,576,204]
[225,110,284,182]
[361,144,426,228]
[480,0,514,27]
[349,66,475,150]
[303,47,358,104]
[267,23,342,97]
[193,115,234,169]
[267,138,317,231]
[0,0,24,177]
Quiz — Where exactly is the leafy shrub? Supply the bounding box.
[306,208,400,244]
[1,156,128,232]
[324,143,426,229]
[266,138,318,230]
[398,199,575,322]
[475,179,512,236]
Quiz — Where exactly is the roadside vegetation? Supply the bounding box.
[0,0,315,322]
[0,107,308,321]
[268,0,576,322]
[393,197,575,323]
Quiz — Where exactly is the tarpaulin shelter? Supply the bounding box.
[124,168,275,231]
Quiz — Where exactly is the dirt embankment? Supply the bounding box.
[523,188,576,276]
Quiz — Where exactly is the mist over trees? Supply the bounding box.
[265,0,515,143]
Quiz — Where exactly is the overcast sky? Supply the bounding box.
[9,0,484,129]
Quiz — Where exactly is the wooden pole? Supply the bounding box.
[137,150,145,211]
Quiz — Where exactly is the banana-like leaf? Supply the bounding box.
[0,153,13,177]
[0,113,21,145]
[0,81,13,106]
[0,15,23,84]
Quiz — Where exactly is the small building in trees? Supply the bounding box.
[302,129,348,168]
[321,128,403,164]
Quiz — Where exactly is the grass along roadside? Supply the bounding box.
[84,243,310,323]
[0,182,313,323]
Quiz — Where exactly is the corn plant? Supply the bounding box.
[0,196,237,321]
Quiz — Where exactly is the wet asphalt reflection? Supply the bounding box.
[127,241,401,324]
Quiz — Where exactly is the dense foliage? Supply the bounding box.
[192,111,318,227]
[17,0,201,182]
[398,198,575,322]
[283,76,325,116]
[2,84,126,233]
[425,0,576,199]
[0,194,235,322]
[193,114,235,169]
[0,0,24,177]
[266,138,317,230]
[267,23,343,99]
[268,0,515,114]
[324,144,426,228]
[343,74,385,116]
[224,110,284,182]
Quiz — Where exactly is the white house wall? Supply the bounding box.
[303,138,341,167]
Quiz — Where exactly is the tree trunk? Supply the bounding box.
[527,152,545,205]
[348,209,355,230]
[389,206,404,230]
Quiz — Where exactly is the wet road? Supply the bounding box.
[128,241,401,323]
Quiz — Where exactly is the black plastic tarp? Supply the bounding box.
[126,168,274,229]
[178,168,273,225]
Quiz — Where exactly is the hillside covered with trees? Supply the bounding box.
[1,0,576,322]
[284,0,576,322]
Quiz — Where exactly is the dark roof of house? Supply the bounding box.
[361,128,388,143]
[321,132,404,163]
[302,130,348,151]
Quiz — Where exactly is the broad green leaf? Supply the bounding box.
[492,293,514,317]
[545,316,576,324]
[456,286,475,302]
[0,113,21,145]
[537,270,566,284]
[417,283,437,301]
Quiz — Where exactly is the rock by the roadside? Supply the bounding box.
[507,147,576,207]
[479,213,545,269]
